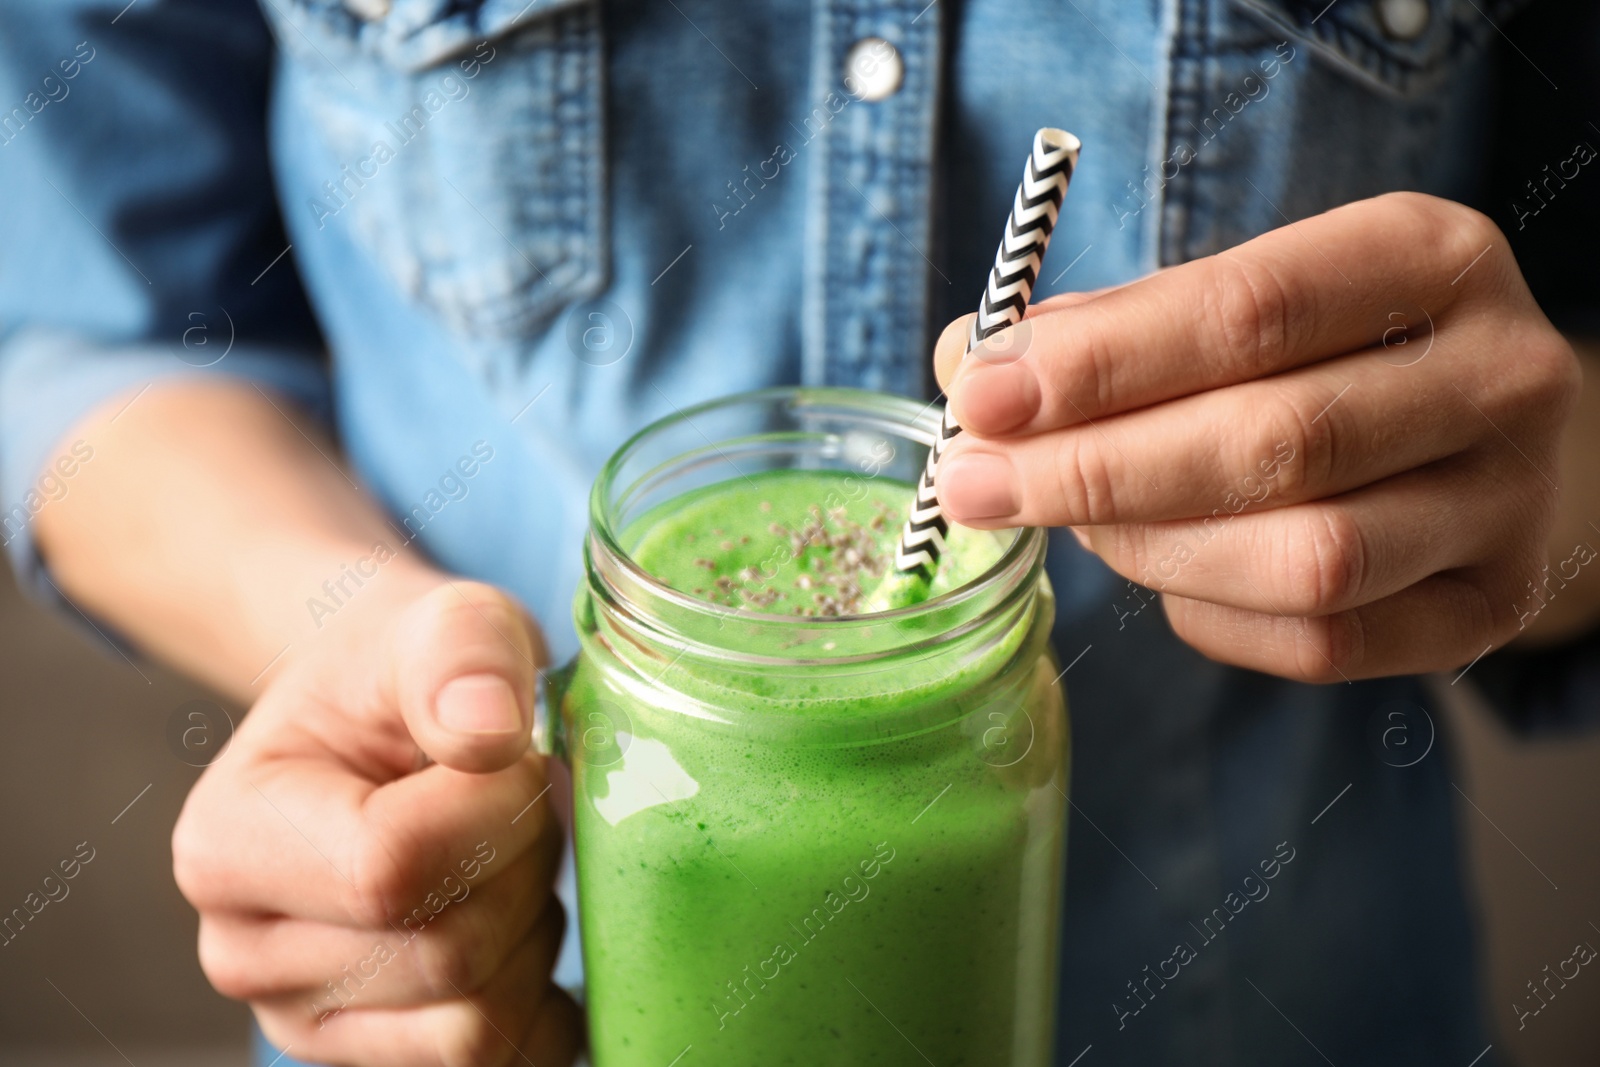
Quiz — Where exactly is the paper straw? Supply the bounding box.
[867,128,1080,611]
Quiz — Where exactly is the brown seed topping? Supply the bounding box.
[683,493,893,616]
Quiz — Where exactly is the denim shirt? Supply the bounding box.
[2,0,1586,1063]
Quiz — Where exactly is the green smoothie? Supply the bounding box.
[566,469,1066,1066]
[630,469,1002,615]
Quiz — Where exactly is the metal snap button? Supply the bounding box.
[344,0,390,20]
[1375,0,1430,41]
[844,37,903,102]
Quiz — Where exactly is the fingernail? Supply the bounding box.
[435,674,526,736]
[938,452,1019,521]
[953,361,1040,434]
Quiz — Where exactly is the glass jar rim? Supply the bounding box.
[586,386,1046,636]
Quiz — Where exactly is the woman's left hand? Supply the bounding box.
[935,192,1582,682]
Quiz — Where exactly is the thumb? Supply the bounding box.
[932,314,976,394]
[387,580,548,773]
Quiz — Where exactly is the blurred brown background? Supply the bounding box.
[1,556,1597,1065]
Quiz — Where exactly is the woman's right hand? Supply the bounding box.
[171,575,583,1067]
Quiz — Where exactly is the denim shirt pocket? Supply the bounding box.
[1230,0,1537,96]
[262,0,606,339]
[1157,0,1540,263]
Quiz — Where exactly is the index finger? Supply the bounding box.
[945,192,1513,437]
[173,741,558,929]
[932,285,1123,393]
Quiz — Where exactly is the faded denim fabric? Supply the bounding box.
[0,0,1581,1064]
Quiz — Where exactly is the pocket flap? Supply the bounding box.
[268,0,593,72]
[1230,0,1538,95]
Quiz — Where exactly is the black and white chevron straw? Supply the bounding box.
[876,128,1080,606]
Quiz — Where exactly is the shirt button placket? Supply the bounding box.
[801,1,942,398]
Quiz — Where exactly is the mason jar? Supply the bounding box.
[542,387,1068,1065]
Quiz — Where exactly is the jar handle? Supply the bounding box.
[533,658,577,762]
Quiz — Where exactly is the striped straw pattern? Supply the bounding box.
[890,127,1081,580]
